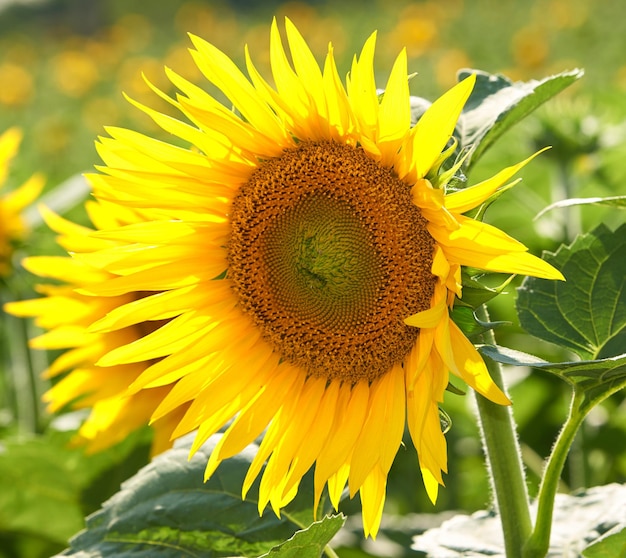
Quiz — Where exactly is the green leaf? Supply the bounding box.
[536,195,626,218]
[0,434,85,544]
[517,223,626,361]
[59,434,336,558]
[479,345,626,413]
[259,515,345,558]
[0,426,152,555]
[582,526,626,558]
[457,68,583,170]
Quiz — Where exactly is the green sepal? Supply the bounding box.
[457,271,514,310]
[439,407,452,434]
[451,305,508,339]
[445,380,466,396]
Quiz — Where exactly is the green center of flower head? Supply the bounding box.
[228,141,436,383]
[266,195,379,321]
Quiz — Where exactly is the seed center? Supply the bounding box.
[263,194,381,329]
[228,141,436,383]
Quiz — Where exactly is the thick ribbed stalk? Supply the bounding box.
[474,304,532,558]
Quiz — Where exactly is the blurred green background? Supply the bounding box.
[0,0,625,556]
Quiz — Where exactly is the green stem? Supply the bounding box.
[474,304,532,558]
[555,160,581,242]
[1,277,46,434]
[323,544,340,558]
[523,391,585,558]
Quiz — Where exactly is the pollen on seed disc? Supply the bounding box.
[228,140,436,383]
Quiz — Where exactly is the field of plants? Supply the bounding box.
[0,1,624,557]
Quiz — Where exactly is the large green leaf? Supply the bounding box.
[517,223,626,361]
[457,68,583,170]
[59,434,341,558]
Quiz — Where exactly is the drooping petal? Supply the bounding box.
[435,316,510,405]
[430,214,565,279]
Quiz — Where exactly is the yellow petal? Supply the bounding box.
[421,467,441,504]
[444,148,550,214]
[347,32,378,137]
[281,380,339,497]
[435,317,510,405]
[433,216,565,279]
[128,312,249,391]
[378,48,411,166]
[242,376,306,500]
[284,17,327,125]
[327,463,350,511]
[189,33,289,144]
[3,174,44,213]
[207,364,302,477]
[97,311,212,365]
[322,46,354,139]
[314,381,369,506]
[349,368,403,496]
[360,466,386,539]
[412,74,475,178]
[259,377,327,510]
[404,296,447,328]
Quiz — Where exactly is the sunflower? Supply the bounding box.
[11,19,562,537]
[0,128,44,276]
[4,202,188,455]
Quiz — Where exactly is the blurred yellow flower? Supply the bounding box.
[8,19,563,537]
[0,128,44,276]
[512,25,550,70]
[50,50,99,98]
[0,63,34,107]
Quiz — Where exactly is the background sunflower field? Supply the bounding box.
[0,0,624,557]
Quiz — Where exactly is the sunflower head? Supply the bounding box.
[228,139,437,383]
[8,18,563,538]
[0,128,44,276]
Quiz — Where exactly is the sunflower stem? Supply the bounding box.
[522,391,585,558]
[323,544,340,558]
[474,304,532,558]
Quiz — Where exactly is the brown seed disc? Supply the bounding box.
[228,140,436,383]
